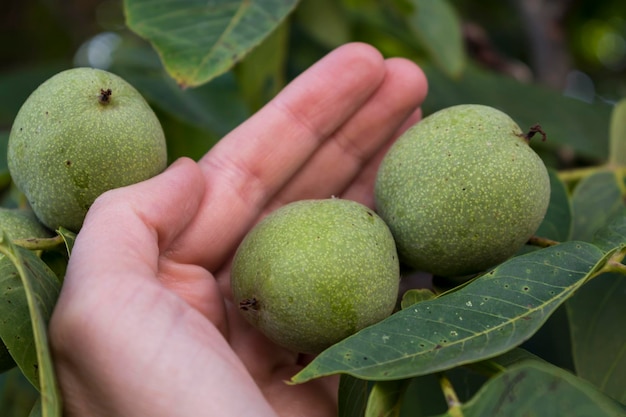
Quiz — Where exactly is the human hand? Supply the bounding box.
[49,42,428,417]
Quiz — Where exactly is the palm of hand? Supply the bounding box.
[50,43,427,417]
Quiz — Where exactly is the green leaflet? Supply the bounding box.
[124,0,300,87]
[292,241,613,383]
[0,234,61,417]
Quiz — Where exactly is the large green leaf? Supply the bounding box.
[234,19,289,112]
[109,40,250,139]
[407,0,465,78]
[422,64,612,161]
[535,169,572,242]
[0,234,61,416]
[337,0,465,78]
[296,0,351,49]
[570,171,625,242]
[591,208,626,253]
[0,257,58,389]
[0,63,68,127]
[124,0,300,87]
[399,373,451,417]
[338,375,369,417]
[434,360,626,416]
[291,241,613,383]
[365,379,411,417]
[0,368,38,417]
[156,109,221,162]
[0,257,35,375]
[567,211,626,403]
[398,349,539,417]
[567,273,626,404]
[107,37,250,160]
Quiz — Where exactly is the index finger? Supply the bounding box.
[172,43,391,269]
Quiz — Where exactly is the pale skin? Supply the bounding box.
[49,42,428,416]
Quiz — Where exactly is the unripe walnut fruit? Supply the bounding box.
[375,104,550,277]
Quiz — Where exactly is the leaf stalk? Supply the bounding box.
[13,235,64,251]
[557,164,626,186]
[527,235,560,248]
[590,246,626,279]
[438,373,464,417]
[604,247,626,275]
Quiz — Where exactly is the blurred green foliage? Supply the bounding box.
[1,0,624,164]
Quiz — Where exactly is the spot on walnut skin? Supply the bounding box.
[239,298,259,311]
[98,88,112,105]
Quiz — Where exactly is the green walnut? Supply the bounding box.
[0,207,53,373]
[231,198,400,354]
[374,104,550,278]
[8,67,167,232]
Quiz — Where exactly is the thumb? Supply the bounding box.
[81,156,207,253]
[53,156,210,338]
